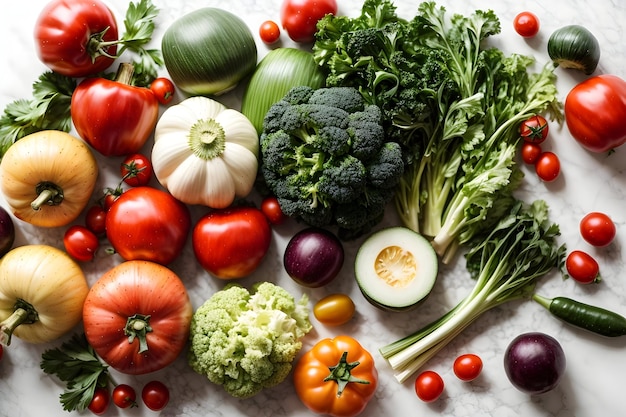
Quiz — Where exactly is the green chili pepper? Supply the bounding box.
[533,294,626,337]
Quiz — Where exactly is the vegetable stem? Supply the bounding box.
[0,301,39,346]
[324,351,371,396]
[124,314,153,353]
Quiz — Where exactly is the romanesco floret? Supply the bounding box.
[188,282,312,399]
[260,85,404,239]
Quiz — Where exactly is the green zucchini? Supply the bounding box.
[161,8,257,96]
[547,25,601,75]
[355,227,438,311]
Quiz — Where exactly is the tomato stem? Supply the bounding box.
[324,351,371,396]
[0,299,39,346]
[124,314,153,353]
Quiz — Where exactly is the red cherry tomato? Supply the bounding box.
[85,205,107,235]
[565,250,600,284]
[261,195,288,225]
[414,370,445,402]
[63,225,99,262]
[112,384,137,409]
[103,190,121,211]
[259,20,281,44]
[520,115,549,144]
[280,0,338,43]
[142,380,170,411]
[88,387,110,415]
[150,77,176,105]
[535,151,560,182]
[521,142,542,165]
[453,354,483,381]
[580,212,616,247]
[513,11,540,38]
[121,153,153,187]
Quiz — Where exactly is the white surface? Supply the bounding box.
[1,0,625,416]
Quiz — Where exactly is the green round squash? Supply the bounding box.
[162,8,257,96]
[547,25,601,75]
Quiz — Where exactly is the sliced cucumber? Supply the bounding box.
[355,227,438,311]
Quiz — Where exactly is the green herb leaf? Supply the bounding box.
[40,333,110,412]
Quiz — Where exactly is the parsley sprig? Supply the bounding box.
[0,0,162,158]
[40,333,111,412]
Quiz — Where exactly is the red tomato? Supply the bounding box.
[88,387,110,415]
[105,186,191,265]
[565,250,600,284]
[453,354,483,381]
[261,195,288,225]
[259,20,281,44]
[414,370,444,402]
[71,64,159,157]
[34,0,118,77]
[281,0,338,43]
[580,212,616,247]
[150,77,176,105]
[565,75,626,153]
[521,142,542,165]
[520,115,549,144]
[83,260,193,375]
[112,384,137,409]
[142,381,170,411]
[513,11,540,38]
[121,153,153,187]
[192,206,272,279]
[63,225,99,262]
[103,190,122,211]
[85,205,107,235]
[535,151,560,182]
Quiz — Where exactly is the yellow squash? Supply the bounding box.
[0,130,98,227]
[0,245,89,345]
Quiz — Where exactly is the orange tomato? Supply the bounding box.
[293,335,377,417]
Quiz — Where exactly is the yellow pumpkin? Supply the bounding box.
[0,130,98,227]
[0,245,89,345]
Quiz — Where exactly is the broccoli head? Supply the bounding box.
[188,282,312,399]
[260,85,405,239]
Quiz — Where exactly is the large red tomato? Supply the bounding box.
[280,0,338,43]
[105,187,191,265]
[34,0,119,77]
[192,206,271,279]
[83,260,193,375]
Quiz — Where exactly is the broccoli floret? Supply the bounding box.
[366,141,405,189]
[188,282,312,399]
[347,105,385,161]
[260,86,403,239]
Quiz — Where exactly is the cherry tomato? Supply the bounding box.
[142,380,170,411]
[414,370,444,402]
[513,11,540,38]
[103,188,122,211]
[313,293,356,326]
[281,0,338,43]
[580,212,616,247]
[63,225,99,262]
[520,115,549,144]
[565,250,600,284]
[120,153,153,187]
[261,195,288,225]
[112,384,137,409]
[535,151,560,182]
[85,205,107,235]
[150,77,176,105]
[88,387,110,415]
[453,354,483,381]
[521,142,542,165]
[259,20,281,44]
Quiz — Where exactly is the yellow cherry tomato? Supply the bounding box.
[313,294,356,326]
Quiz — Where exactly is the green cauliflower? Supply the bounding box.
[260,85,404,240]
[188,282,312,399]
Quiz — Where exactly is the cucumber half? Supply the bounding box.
[355,227,438,311]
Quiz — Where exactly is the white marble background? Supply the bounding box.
[1,0,625,416]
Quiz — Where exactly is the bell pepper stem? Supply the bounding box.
[124,314,153,354]
[324,351,371,397]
